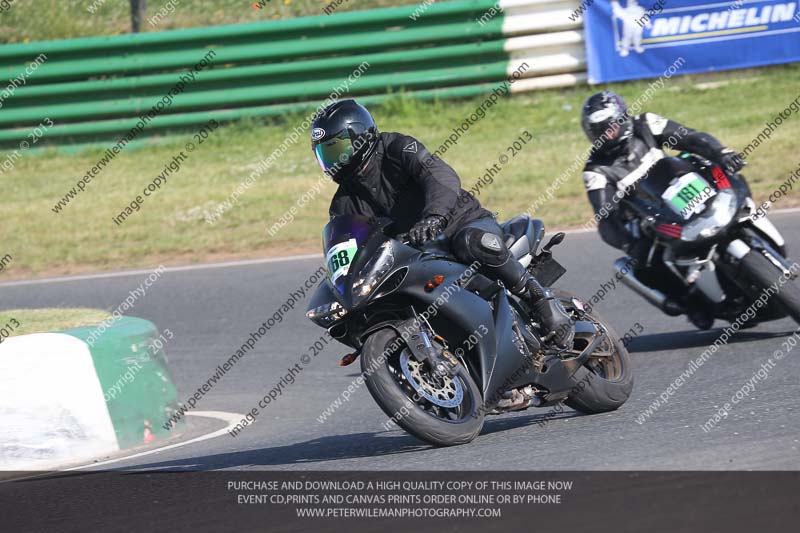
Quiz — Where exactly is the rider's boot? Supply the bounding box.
[501,260,575,350]
[519,278,575,350]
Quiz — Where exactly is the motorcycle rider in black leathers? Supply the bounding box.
[311,99,574,349]
[580,90,747,326]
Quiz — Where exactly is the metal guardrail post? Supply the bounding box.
[130,0,147,33]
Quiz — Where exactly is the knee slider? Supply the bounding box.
[464,228,510,267]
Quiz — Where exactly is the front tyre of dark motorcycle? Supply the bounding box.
[361,328,485,447]
[739,251,800,325]
[553,290,634,414]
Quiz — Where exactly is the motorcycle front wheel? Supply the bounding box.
[739,250,800,326]
[361,327,485,447]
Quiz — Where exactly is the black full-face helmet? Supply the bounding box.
[311,99,379,184]
[581,91,633,157]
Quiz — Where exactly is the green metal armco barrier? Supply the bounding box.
[0,0,585,146]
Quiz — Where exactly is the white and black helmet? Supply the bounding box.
[581,91,633,156]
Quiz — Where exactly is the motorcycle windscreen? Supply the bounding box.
[322,215,375,295]
[636,157,716,221]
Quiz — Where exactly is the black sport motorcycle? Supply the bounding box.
[614,154,800,329]
[306,214,632,446]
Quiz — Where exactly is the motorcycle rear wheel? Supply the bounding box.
[553,290,635,414]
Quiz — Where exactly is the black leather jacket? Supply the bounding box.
[329,132,491,237]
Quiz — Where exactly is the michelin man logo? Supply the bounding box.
[612,0,651,57]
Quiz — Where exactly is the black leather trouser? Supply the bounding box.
[449,216,574,348]
[449,216,542,298]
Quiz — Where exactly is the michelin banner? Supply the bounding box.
[584,1,800,83]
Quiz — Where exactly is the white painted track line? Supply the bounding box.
[67,410,245,470]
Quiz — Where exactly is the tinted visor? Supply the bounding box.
[314,131,354,173]
[590,120,622,141]
[590,119,631,149]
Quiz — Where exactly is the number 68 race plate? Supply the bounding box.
[326,238,358,282]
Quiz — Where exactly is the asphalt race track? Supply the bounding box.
[2,211,799,472]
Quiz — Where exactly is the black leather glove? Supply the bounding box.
[718,148,746,174]
[408,215,447,245]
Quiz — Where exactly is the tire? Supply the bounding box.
[740,251,800,325]
[361,327,484,446]
[553,290,634,414]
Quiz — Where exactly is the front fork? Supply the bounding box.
[354,309,460,381]
[725,237,797,279]
[408,309,461,379]
[726,202,795,279]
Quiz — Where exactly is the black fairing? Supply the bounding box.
[617,155,792,323]
[308,215,585,406]
[624,156,749,254]
[631,157,704,225]
[307,279,337,312]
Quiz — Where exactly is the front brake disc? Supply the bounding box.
[399,350,464,408]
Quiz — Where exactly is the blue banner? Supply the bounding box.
[584,0,800,83]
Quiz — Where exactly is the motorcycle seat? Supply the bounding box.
[499,215,545,263]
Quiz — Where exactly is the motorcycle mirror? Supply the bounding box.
[543,232,566,251]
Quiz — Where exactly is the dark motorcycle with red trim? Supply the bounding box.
[306,214,632,446]
[614,154,800,329]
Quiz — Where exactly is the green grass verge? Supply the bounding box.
[0,308,111,337]
[2,64,800,278]
[0,0,419,43]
